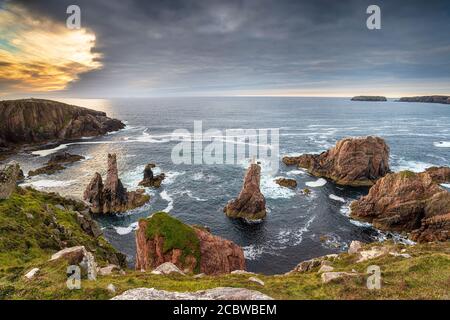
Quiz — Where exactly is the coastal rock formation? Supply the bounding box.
[112,287,273,300]
[399,95,450,105]
[351,96,387,102]
[83,154,150,214]
[424,166,450,184]
[282,136,390,186]
[0,162,23,199]
[0,99,125,151]
[135,212,245,275]
[138,163,165,188]
[350,170,450,241]
[28,152,85,177]
[224,163,266,220]
[275,178,297,188]
[49,246,97,280]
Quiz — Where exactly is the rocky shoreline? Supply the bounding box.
[398,95,450,105]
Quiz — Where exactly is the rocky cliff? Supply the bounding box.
[84,154,150,214]
[0,162,24,199]
[283,136,390,186]
[399,95,450,104]
[350,170,450,242]
[135,212,245,275]
[0,99,124,150]
[224,163,266,220]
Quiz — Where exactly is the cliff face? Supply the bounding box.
[224,163,266,220]
[399,95,450,104]
[283,136,390,186]
[0,99,124,148]
[350,170,450,242]
[135,212,245,275]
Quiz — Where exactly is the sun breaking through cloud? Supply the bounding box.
[0,3,102,93]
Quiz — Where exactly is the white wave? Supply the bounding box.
[434,141,450,148]
[441,184,450,189]
[305,178,327,187]
[329,194,346,203]
[32,144,69,157]
[286,169,306,176]
[340,205,351,216]
[114,222,138,235]
[392,160,436,173]
[349,219,372,227]
[121,165,146,188]
[164,171,185,185]
[160,190,174,212]
[21,179,76,189]
[243,245,265,261]
[261,176,295,199]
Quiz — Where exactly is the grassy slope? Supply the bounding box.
[1,188,449,300]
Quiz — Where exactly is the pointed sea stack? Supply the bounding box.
[224,162,266,220]
[83,154,149,214]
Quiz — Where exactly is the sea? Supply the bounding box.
[6,97,450,274]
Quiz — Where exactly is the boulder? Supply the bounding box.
[283,136,390,186]
[138,163,165,188]
[24,268,40,280]
[28,153,85,177]
[0,99,124,151]
[49,246,97,280]
[356,246,389,262]
[318,265,334,273]
[135,212,245,275]
[48,152,85,165]
[321,272,359,284]
[350,170,450,241]
[98,264,120,276]
[28,163,65,176]
[83,154,150,214]
[151,262,185,275]
[248,277,265,286]
[224,163,266,220]
[76,210,102,238]
[348,240,363,254]
[424,166,450,184]
[275,178,297,188]
[111,287,273,300]
[0,162,23,199]
[107,284,116,294]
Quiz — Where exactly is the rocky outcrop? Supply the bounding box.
[138,163,165,188]
[49,246,97,280]
[283,136,390,186]
[0,99,125,150]
[424,166,450,184]
[135,212,245,275]
[275,178,297,188]
[224,163,266,220]
[0,162,23,199]
[399,95,450,105]
[112,287,273,300]
[28,152,85,177]
[83,154,150,214]
[350,170,450,242]
[351,96,387,102]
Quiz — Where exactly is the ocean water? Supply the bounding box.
[8,97,450,274]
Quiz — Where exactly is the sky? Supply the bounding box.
[0,0,449,98]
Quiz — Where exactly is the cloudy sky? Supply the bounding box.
[1,0,449,98]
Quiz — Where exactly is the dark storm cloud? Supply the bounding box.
[6,0,450,96]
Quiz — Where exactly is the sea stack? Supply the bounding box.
[282,136,390,186]
[138,163,165,188]
[350,169,450,242]
[351,96,387,102]
[83,154,149,214]
[135,212,245,275]
[224,162,266,220]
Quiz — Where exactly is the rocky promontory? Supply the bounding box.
[398,95,450,105]
[224,162,266,220]
[283,136,390,186]
[351,96,387,102]
[135,212,245,275]
[84,154,149,214]
[0,99,124,152]
[350,169,450,242]
[0,162,24,199]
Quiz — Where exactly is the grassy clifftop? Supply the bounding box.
[0,188,449,300]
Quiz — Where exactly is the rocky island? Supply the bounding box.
[224,162,266,220]
[398,95,450,105]
[283,136,391,186]
[0,99,125,155]
[84,154,150,214]
[28,152,85,177]
[351,96,387,102]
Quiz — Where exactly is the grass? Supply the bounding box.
[143,212,201,273]
[399,170,416,179]
[0,188,449,300]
